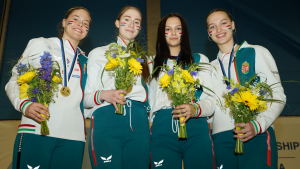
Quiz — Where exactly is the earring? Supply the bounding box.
[208,36,212,41]
[233,29,237,34]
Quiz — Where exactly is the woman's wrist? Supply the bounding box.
[192,103,201,118]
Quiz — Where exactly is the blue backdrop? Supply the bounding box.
[161,0,300,116]
[0,0,146,119]
[1,0,299,119]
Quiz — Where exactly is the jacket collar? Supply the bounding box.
[217,41,249,61]
[117,36,128,47]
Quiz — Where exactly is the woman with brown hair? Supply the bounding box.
[6,6,91,169]
[84,6,150,169]
[206,8,285,169]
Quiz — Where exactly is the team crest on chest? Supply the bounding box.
[242,61,249,74]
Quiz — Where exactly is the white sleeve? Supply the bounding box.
[83,48,104,108]
[5,38,48,113]
[195,54,216,117]
[147,56,154,107]
[252,46,286,134]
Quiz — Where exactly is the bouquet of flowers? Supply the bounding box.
[221,74,282,154]
[102,42,147,115]
[17,52,62,135]
[158,61,209,138]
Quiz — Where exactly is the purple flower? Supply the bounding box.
[46,76,52,82]
[122,46,126,51]
[112,53,117,58]
[259,89,266,95]
[136,58,144,63]
[230,87,239,95]
[32,88,39,94]
[167,69,174,75]
[16,63,28,75]
[226,85,231,90]
[190,71,197,76]
[40,52,52,61]
[46,83,50,91]
[31,97,37,102]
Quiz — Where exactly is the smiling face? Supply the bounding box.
[165,17,182,48]
[207,11,235,46]
[62,9,91,42]
[115,8,142,42]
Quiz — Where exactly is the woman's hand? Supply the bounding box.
[100,90,127,111]
[172,104,196,124]
[24,103,49,123]
[234,122,256,142]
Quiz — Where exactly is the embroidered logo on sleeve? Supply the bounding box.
[154,159,164,167]
[101,155,112,163]
[217,164,223,169]
[242,61,249,74]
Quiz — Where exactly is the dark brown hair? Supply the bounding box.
[206,8,233,29]
[58,7,92,39]
[152,13,194,79]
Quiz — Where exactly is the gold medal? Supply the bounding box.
[60,86,71,97]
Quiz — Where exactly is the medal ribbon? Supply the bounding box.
[218,42,235,86]
[60,38,78,87]
[165,51,181,65]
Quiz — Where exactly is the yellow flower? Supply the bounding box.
[174,73,181,80]
[19,83,29,99]
[182,70,194,83]
[119,59,126,67]
[175,88,180,93]
[233,90,259,111]
[105,59,119,69]
[122,51,126,55]
[180,82,185,88]
[17,71,35,84]
[159,74,170,88]
[182,88,187,94]
[257,100,268,112]
[130,51,136,55]
[128,58,142,75]
[52,75,62,83]
[172,81,178,88]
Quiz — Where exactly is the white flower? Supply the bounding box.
[193,73,204,88]
[119,53,130,58]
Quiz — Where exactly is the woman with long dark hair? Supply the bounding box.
[206,8,286,169]
[6,7,91,169]
[148,13,215,169]
[84,6,150,169]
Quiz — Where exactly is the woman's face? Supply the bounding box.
[207,11,235,45]
[165,17,182,48]
[62,9,91,42]
[115,9,142,42]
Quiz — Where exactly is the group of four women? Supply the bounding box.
[6,5,285,169]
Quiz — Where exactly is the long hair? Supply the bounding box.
[152,13,194,79]
[116,6,149,83]
[57,7,92,41]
